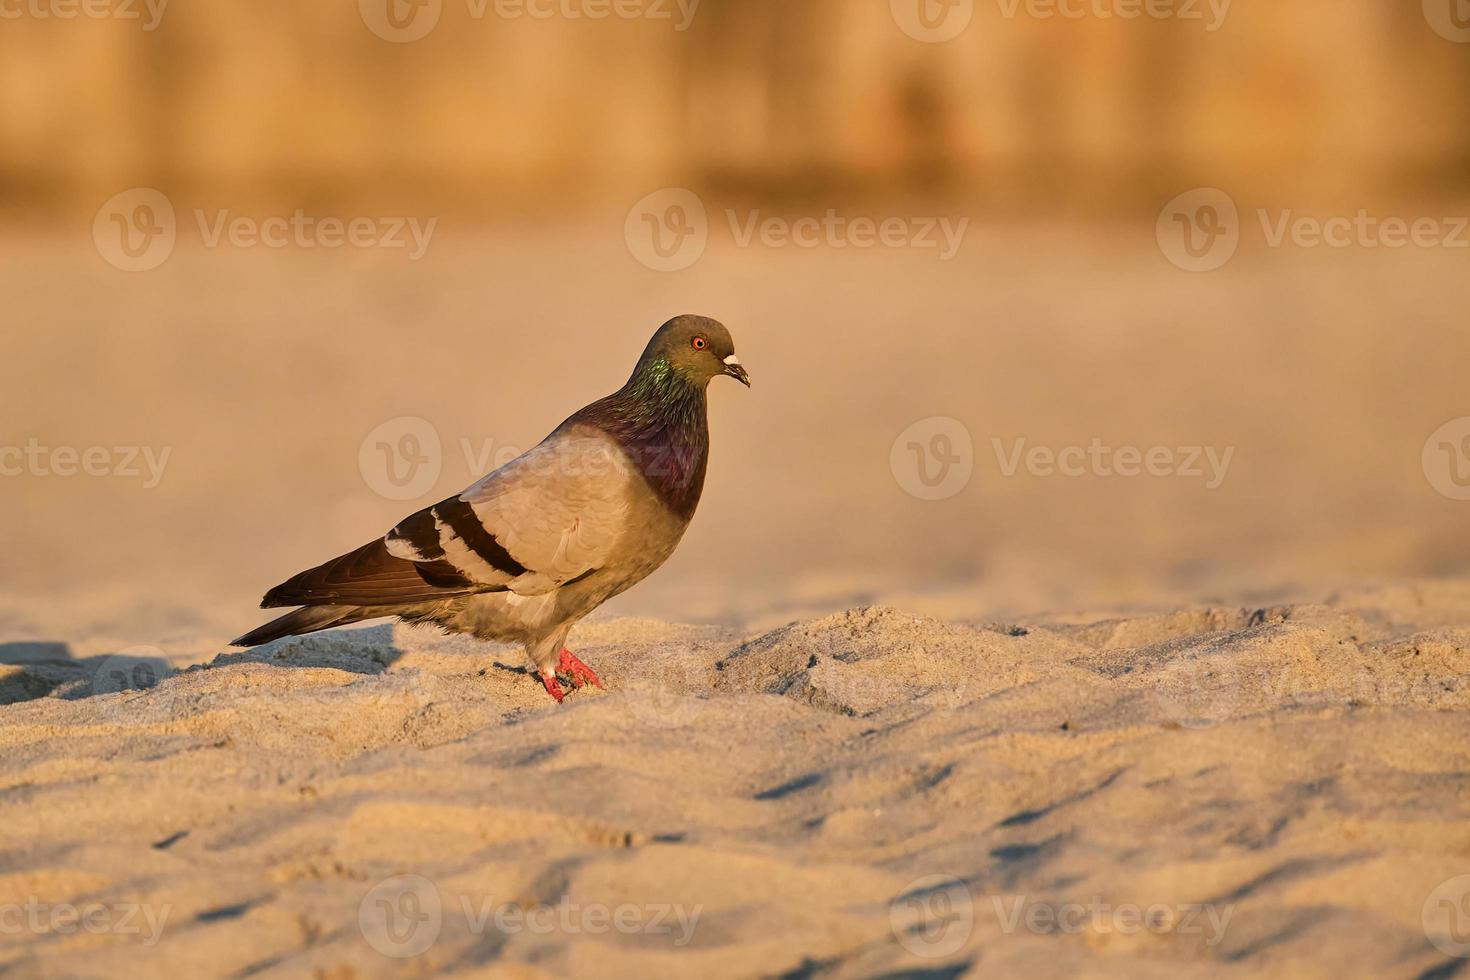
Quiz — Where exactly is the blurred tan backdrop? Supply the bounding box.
[3,1,1469,215]
[3,1,1470,650]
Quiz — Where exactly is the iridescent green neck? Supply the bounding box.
[625,355,704,405]
[570,358,710,519]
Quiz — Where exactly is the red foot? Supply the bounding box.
[556,648,604,690]
[540,670,565,704]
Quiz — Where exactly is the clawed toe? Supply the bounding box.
[539,670,566,703]
[536,650,603,702]
[556,648,605,691]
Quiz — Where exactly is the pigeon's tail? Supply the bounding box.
[230,605,368,647]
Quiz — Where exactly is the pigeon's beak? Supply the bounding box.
[722,354,751,387]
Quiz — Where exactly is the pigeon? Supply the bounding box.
[232,314,750,702]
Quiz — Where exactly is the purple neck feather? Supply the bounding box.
[568,358,710,520]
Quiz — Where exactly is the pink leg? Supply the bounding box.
[556,648,604,690]
[539,670,566,704]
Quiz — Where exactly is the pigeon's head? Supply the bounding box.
[642,314,750,388]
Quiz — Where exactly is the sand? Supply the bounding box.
[2,579,1468,979]
[5,227,1470,977]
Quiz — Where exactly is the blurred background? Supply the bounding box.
[3,0,1470,654]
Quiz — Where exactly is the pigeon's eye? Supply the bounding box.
[692,337,708,351]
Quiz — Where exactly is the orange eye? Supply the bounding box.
[692,337,707,350]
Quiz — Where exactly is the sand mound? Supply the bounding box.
[2,584,1468,977]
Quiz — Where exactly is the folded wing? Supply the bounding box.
[384,430,635,597]
[260,538,480,608]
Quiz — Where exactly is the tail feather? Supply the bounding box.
[238,536,486,647]
[261,539,479,608]
[231,605,369,647]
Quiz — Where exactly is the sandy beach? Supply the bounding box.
[3,576,1468,978]
[4,233,1469,979]
[7,2,1470,975]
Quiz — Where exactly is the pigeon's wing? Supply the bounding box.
[385,429,636,596]
[260,538,480,608]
